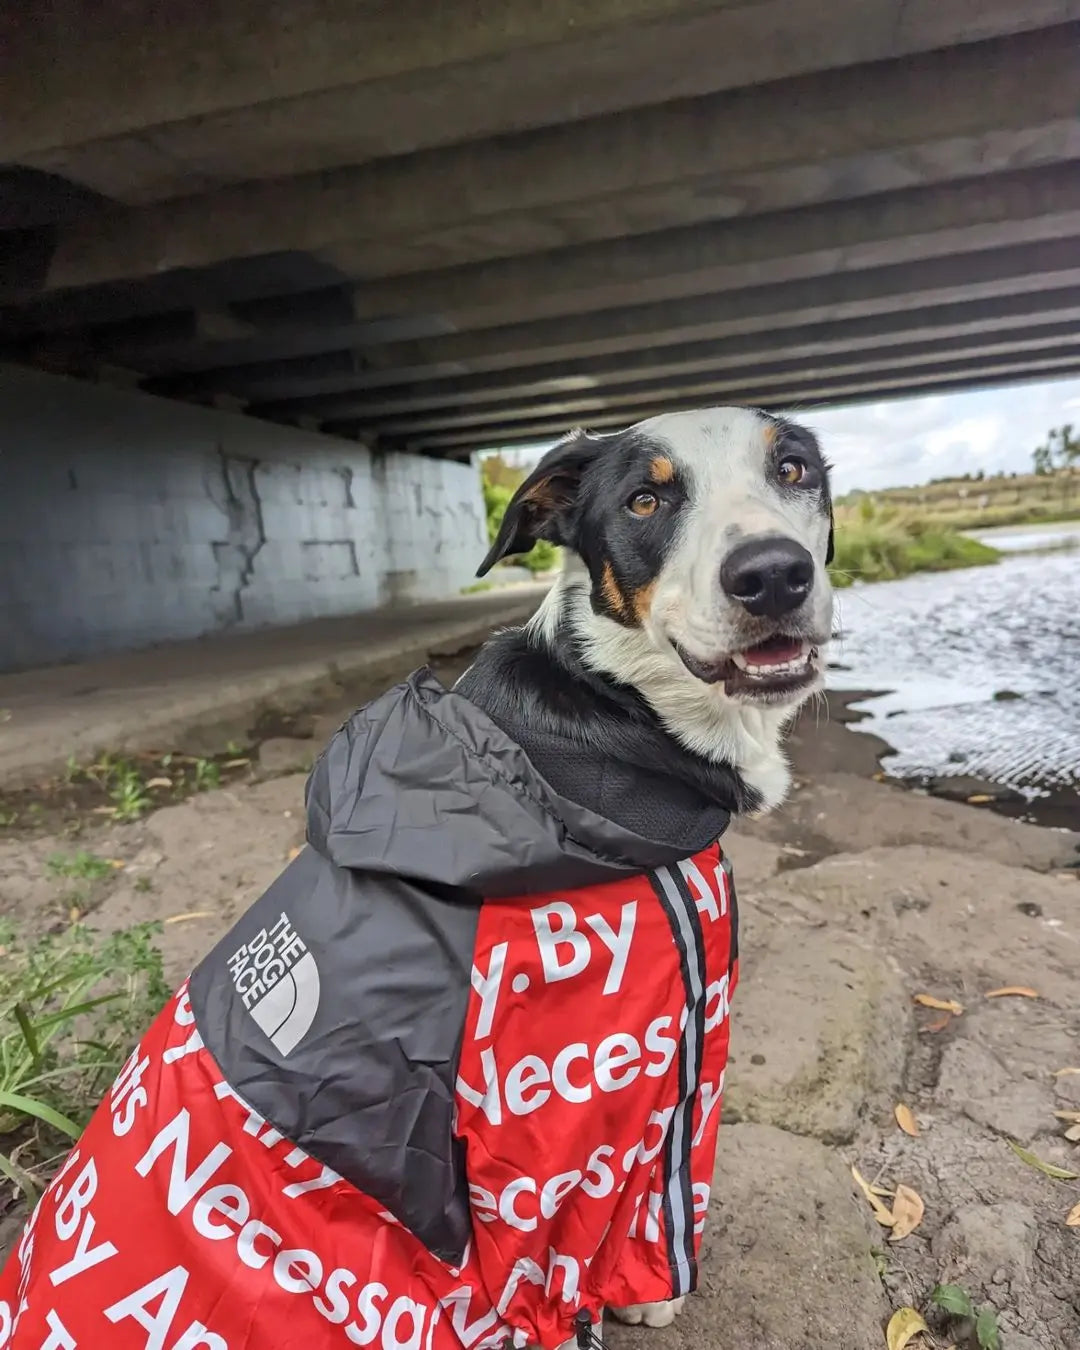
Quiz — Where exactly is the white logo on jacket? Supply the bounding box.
[227,912,320,1056]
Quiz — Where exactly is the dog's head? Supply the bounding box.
[479,406,834,714]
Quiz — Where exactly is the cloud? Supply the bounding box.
[487,374,1080,494]
[788,375,1080,495]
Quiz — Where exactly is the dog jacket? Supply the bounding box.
[0,671,738,1350]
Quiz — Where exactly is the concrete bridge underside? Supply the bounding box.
[2,0,1080,459]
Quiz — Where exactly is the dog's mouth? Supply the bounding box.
[675,635,820,700]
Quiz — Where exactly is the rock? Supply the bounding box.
[606,1124,890,1350]
[257,736,316,775]
[935,1041,1053,1144]
[720,835,782,890]
[932,1202,1038,1289]
[724,926,908,1143]
[743,775,1080,873]
[926,774,1024,804]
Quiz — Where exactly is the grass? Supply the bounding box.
[0,920,169,1198]
[830,500,1000,588]
[46,850,114,881]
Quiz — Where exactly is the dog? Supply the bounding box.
[0,406,833,1350]
[462,404,833,814]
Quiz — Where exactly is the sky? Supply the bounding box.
[490,374,1080,497]
[787,375,1080,497]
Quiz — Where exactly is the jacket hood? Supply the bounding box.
[306,669,730,897]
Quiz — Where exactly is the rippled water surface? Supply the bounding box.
[827,537,1080,824]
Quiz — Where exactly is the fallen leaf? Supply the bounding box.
[914,993,964,1015]
[920,1012,953,1034]
[975,1307,1002,1350]
[1054,1110,1080,1124]
[1066,1201,1080,1227]
[985,986,1039,999]
[223,757,251,768]
[966,793,994,803]
[145,777,173,790]
[1007,1139,1080,1180]
[68,906,81,922]
[932,1285,975,1319]
[91,805,116,815]
[1053,1067,1080,1078]
[1065,1124,1080,1143]
[885,1306,929,1350]
[852,1164,895,1226]
[894,1104,921,1137]
[287,845,303,862]
[888,1184,925,1241]
[163,910,215,925]
[106,858,126,869]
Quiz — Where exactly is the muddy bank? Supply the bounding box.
[2,637,1079,1346]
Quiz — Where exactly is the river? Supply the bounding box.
[827,522,1080,829]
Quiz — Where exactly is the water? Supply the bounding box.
[965,520,1080,554]
[827,536,1080,827]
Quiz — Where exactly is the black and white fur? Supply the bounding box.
[456,404,834,1330]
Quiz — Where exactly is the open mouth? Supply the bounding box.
[676,635,820,699]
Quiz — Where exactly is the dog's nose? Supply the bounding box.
[720,536,814,619]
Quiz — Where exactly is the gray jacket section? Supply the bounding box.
[190,669,730,1263]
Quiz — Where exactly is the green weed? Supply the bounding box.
[192,758,221,791]
[931,1284,1002,1350]
[46,851,113,882]
[109,764,152,821]
[0,921,169,1197]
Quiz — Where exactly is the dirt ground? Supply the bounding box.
[1,628,1078,1348]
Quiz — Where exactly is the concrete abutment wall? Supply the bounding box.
[0,364,488,670]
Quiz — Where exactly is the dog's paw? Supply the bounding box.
[608,1297,685,1329]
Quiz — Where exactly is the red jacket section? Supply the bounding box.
[0,847,735,1350]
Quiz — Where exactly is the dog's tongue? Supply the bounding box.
[742,636,803,665]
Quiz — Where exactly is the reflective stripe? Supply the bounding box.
[651,864,707,1295]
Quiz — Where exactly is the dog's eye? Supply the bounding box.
[628,491,659,517]
[777,457,807,486]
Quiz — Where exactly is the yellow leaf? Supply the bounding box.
[146,777,173,789]
[1053,1110,1080,1124]
[163,910,214,925]
[886,1306,929,1350]
[966,793,994,803]
[68,906,81,922]
[1066,1201,1080,1227]
[287,845,303,862]
[106,858,126,869]
[985,986,1039,999]
[913,993,964,1015]
[851,1164,895,1226]
[888,1184,925,1241]
[1053,1067,1080,1077]
[894,1104,921,1137]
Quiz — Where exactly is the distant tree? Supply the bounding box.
[1033,424,1079,474]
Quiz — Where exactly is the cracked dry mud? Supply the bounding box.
[2,678,1078,1347]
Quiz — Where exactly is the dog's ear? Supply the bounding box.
[477,430,601,576]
